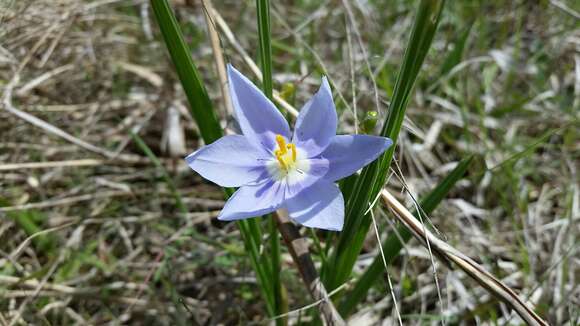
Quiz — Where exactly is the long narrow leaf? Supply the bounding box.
[256,0,273,99]
[255,0,285,320]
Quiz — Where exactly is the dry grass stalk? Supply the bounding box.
[200,0,233,116]
[209,6,299,117]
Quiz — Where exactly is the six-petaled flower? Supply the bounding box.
[186,65,392,231]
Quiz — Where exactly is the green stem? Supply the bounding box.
[256,0,284,321]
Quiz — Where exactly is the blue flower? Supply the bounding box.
[186,65,392,231]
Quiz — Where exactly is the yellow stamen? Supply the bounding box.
[274,134,298,172]
[287,143,296,161]
[275,135,287,155]
[275,150,287,170]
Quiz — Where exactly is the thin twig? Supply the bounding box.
[369,209,403,326]
[345,21,358,134]
[0,159,105,171]
[15,64,74,96]
[7,222,76,262]
[270,282,349,322]
[0,275,146,296]
[209,7,299,117]
[341,0,381,117]
[392,158,447,324]
[549,0,580,20]
[270,7,354,118]
[200,0,233,116]
[0,190,132,213]
[3,78,117,159]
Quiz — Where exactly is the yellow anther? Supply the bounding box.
[275,135,287,155]
[287,143,296,162]
[275,150,287,170]
[274,134,297,172]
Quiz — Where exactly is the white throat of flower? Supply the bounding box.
[266,134,310,183]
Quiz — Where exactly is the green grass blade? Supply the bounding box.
[256,0,273,98]
[256,0,285,320]
[419,158,474,213]
[1,206,57,253]
[323,0,445,291]
[339,155,473,316]
[150,0,276,315]
[487,123,573,173]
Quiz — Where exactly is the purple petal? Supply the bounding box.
[284,158,329,199]
[286,180,344,231]
[321,135,393,182]
[292,77,337,157]
[227,65,291,152]
[186,135,269,187]
[218,180,285,221]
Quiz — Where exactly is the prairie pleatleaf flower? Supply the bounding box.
[186,65,392,231]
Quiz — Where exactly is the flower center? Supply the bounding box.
[274,134,297,171]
